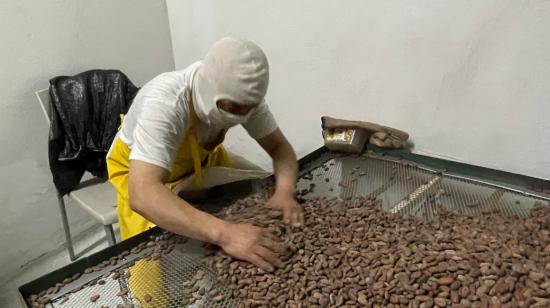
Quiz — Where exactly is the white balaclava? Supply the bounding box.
[193,37,269,128]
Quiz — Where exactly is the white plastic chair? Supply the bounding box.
[36,88,118,261]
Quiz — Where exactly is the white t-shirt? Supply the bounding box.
[116,62,278,171]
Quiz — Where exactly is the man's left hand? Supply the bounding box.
[266,192,304,227]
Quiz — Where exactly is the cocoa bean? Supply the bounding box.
[437,277,454,286]
[37,297,51,304]
[117,290,128,297]
[420,300,434,308]
[212,294,225,302]
[433,297,447,307]
[416,295,433,302]
[194,270,205,280]
[458,286,469,298]
[90,294,100,302]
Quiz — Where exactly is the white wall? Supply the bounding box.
[166,0,550,179]
[0,0,174,292]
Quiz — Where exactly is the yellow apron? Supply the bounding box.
[107,93,231,306]
[107,92,232,240]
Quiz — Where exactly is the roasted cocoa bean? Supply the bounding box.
[116,290,128,297]
[144,294,152,302]
[90,294,100,302]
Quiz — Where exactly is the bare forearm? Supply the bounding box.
[130,183,227,245]
[271,144,298,196]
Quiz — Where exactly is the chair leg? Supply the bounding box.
[57,194,76,261]
[104,224,116,246]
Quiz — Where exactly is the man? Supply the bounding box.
[107,37,303,272]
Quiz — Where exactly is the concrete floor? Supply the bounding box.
[0,224,121,308]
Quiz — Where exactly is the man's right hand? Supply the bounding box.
[218,223,285,272]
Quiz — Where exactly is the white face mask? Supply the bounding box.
[211,106,256,127]
[192,37,269,129]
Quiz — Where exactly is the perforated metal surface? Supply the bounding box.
[40,152,549,308]
[49,240,237,308]
[295,153,547,220]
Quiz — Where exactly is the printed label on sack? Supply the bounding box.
[325,128,355,143]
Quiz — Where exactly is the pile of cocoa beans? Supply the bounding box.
[199,194,550,308]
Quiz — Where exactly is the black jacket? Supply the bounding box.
[48,70,138,195]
